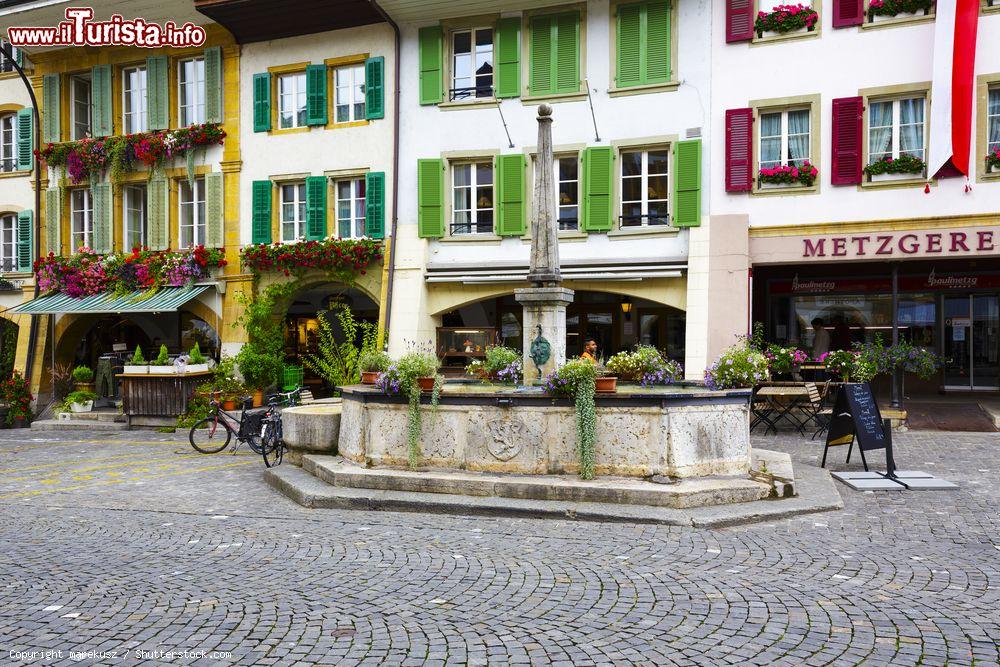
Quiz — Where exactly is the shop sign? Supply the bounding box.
[802,229,998,259]
[773,270,1000,295]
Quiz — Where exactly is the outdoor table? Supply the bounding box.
[755,385,811,434]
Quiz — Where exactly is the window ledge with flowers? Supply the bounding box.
[756,162,819,193]
[34,246,228,299]
[862,155,927,185]
[239,237,383,285]
[986,150,1000,176]
[753,4,819,42]
[35,123,226,188]
[864,0,934,26]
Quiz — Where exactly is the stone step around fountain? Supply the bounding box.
[298,455,772,509]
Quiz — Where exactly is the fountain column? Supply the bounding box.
[515,104,574,385]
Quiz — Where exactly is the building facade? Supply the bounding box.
[714,0,1000,394]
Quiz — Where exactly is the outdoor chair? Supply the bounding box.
[750,386,778,435]
[801,380,833,440]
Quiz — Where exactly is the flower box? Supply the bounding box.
[595,376,618,393]
[871,10,922,22]
[870,171,921,183]
[123,365,148,374]
[70,400,94,413]
[185,363,210,374]
[758,162,818,189]
[867,0,932,22]
[148,365,177,375]
[754,5,818,39]
[760,181,802,190]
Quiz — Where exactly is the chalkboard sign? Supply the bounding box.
[827,383,886,451]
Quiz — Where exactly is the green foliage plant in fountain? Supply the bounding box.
[466,345,521,384]
[359,349,391,384]
[543,359,598,480]
[703,340,769,390]
[605,345,683,387]
[377,349,442,469]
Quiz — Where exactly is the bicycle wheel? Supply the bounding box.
[261,419,284,468]
[189,416,232,454]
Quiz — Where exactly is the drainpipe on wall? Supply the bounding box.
[1,44,42,394]
[367,0,400,349]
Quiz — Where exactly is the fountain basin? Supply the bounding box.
[338,383,752,478]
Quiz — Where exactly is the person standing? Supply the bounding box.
[811,318,830,359]
[580,338,598,363]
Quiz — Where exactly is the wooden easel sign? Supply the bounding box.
[822,383,894,476]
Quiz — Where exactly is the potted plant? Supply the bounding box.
[864,154,926,182]
[820,350,858,383]
[124,346,148,374]
[186,342,209,374]
[148,344,176,375]
[703,341,770,390]
[380,351,444,470]
[63,389,97,413]
[398,351,441,392]
[868,0,933,23]
[758,162,818,189]
[217,377,247,410]
[71,365,95,392]
[359,350,392,384]
[987,150,1000,174]
[594,359,618,393]
[754,4,818,38]
[2,370,33,428]
[237,348,281,406]
[466,345,521,384]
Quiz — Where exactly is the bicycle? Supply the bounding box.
[258,389,302,468]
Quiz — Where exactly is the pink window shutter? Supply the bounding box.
[833,0,864,27]
[831,96,863,185]
[725,108,753,192]
[726,0,754,43]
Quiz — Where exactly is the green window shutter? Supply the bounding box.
[205,172,224,248]
[582,146,613,232]
[672,139,701,228]
[495,18,521,99]
[253,72,271,132]
[304,176,327,240]
[305,64,327,126]
[147,176,169,250]
[528,15,553,96]
[251,180,272,244]
[146,55,169,130]
[616,4,642,88]
[16,210,32,273]
[554,12,580,94]
[645,2,671,84]
[14,48,22,67]
[365,171,386,239]
[92,182,112,253]
[204,46,223,124]
[364,56,385,120]
[42,74,61,143]
[418,26,443,105]
[417,158,445,238]
[496,154,525,236]
[44,188,61,255]
[90,65,112,137]
[15,108,32,171]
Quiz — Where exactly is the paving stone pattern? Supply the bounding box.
[0,429,997,666]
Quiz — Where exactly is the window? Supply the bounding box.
[0,214,16,271]
[179,177,206,247]
[759,108,811,170]
[555,156,578,231]
[0,114,14,173]
[452,28,493,100]
[988,88,1000,156]
[336,178,366,238]
[868,96,925,164]
[0,41,18,73]
[71,189,93,251]
[620,149,669,227]
[123,185,146,250]
[452,162,493,235]
[178,58,206,126]
[281,182,306,241]
[335,64,366,122]
[122,66,148,133]
[71,75,91,140]
[278,72,307,129]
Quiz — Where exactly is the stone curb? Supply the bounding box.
[265,459,844,528]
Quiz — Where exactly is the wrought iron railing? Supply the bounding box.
[620,214,670,228]
[449,85,494,102]
[449,221,494,236]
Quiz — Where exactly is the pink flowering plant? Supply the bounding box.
[863,154,926,177]
[34,246,227,298]
[987,149,1000,171]
[764,345,810,375]
[759,161,818,187]
[754,4,819,37]
[868,0,934,20]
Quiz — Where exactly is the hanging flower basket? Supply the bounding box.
[759,162,818,188]
[868,0,933,22]
[863,155,926,182]
[754,4,818,38]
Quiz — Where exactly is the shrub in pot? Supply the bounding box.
[72,365,95,392]
[148,344,176,375]
[237,348,282,406]
[63,389,97,413]
[124,346,148,374]
[359,350,392,384]
[186,342,210,374]
[1,370,33,427]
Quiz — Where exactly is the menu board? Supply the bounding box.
[826,383,887,452]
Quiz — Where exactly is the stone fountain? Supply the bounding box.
[515,104,574,385]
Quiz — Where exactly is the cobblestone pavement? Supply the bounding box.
[0,429,997,666]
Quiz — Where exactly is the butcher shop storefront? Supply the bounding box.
[750,220,1000,393]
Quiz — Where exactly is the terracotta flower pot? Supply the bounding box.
[595,376,618,393]
[417,376,437,392]
[253,389,264,407]
[222,399,237,411]
[361,371,380,385]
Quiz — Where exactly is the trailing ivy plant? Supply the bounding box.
[543,360,598,480]
[376,350,442,469]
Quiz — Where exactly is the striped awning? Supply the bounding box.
[8,286,211,315]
